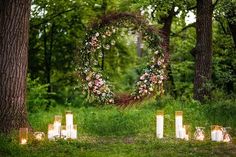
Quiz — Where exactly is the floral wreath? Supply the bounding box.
[77,12,167,104]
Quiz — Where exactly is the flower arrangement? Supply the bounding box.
[77,12,167,104]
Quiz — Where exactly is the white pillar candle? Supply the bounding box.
[216,130,223,142]
[61,126,67,139]
[71,130,77,139]
[179,127,186,139]
[66,111,73,127]
[211,130,217,141]
[53,121,61,137]
[48,124,55,140]
[66,111,73,138]
[175,111,183,138]
[156,111,164,138]
[53,115,62,138]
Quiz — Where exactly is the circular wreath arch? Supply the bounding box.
[77,12,168,105]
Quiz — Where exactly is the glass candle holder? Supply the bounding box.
[19,128,28,145]
[156,110,164,138]
[184,125,190,140]
[33,132,45,141]
[175,111,183,138]
[194,127,205,141]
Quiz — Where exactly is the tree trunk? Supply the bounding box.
[136,32,142,57]
[0,0,31,134]
[228,22,236,48]
[160,6,177,98]
[193,0,213,102]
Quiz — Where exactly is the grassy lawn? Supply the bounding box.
[1,97,236,157]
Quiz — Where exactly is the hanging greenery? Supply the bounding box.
[76,12,167,105]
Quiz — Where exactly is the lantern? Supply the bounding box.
[194,127,205,141]
[175,111,183,138]
[33,132,45,141]
[156,110,164,138]
[222,127,232,143]
[19,128,28,145]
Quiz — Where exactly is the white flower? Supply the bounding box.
[95,74,100,79]
[88,82,93,87]
[96,32,99,37]
[86,76,91,81]
[109,99,114,103]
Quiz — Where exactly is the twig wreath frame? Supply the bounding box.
[77,12,168,105]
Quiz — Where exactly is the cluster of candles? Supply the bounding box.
[19,111,77,144]
[156,111,232,142]
[48,111,77,140]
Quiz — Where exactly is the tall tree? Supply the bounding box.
[0,0,31,133]
[193,0,213,101]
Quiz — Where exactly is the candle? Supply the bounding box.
[215,127,223,142]
[61,125,67,139]
[66,111,73,127]
[66,111,73,138]
[179,127,186,139]
[21,139,27,145]
[211,125,223,142]
[71,125,77,139]
[156,110,164,138]
[48,124,55,140]
[175,111,183,138]
[53,115,62,138]
[19,128,28,145]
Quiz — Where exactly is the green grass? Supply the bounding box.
[1,96,236,157]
